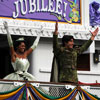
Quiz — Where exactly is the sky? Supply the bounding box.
[89,0,100,4]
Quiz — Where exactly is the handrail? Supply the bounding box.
[0,79,100,87]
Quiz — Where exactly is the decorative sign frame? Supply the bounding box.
[0,0,100,40]
[0,0,81,24]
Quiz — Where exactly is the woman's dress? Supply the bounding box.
[0,57,37,92]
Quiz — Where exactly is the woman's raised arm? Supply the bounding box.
[3,21,16,62]
[26,34,40,56]
[3,21,13,47]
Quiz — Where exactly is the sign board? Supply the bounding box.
[0,0,81,24]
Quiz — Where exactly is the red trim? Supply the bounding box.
[78,81,100,85]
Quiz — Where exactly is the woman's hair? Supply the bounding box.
[14,38,26,51]
[62,35,74,46]
[15,41,26,47]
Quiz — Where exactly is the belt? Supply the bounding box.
[63,65,76,70]
[15,70,25,74]
[63,65,72,69]
[15,70,28,80]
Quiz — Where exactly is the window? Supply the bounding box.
[77,54,90,71]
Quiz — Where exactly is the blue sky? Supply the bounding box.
[90,0,100,4]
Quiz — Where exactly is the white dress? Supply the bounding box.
[0,57,37,92]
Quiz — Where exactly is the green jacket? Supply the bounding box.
[50,35,93,83]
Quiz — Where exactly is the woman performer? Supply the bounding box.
[0,21,40,92]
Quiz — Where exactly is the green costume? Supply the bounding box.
[50,35,93,83]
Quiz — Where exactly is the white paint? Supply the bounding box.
[29,39,53,82]
[83,41,95,53]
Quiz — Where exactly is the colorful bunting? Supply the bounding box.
[0,83,99,100]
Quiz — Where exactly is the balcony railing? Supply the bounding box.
[0,79,100,100]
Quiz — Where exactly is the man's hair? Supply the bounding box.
[62,35,74,46]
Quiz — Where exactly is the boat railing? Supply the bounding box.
[0,79,100,99]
